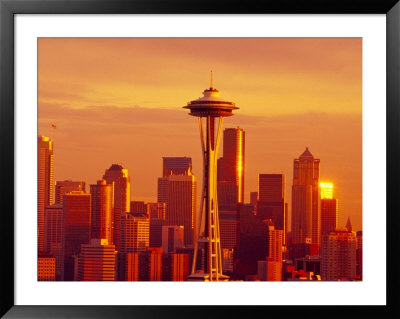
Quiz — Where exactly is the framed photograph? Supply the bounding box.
[1,0,399,317]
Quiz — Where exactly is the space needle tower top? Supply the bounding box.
[184,72,238,117]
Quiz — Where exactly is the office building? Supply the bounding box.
[165,174,197,246]
[103,164,131,252]
[217,127,245,204]
[76,239,117,281]
[162,157,192,177]
[321,228,357,281]
[162,225,184,254]
[320,182,338,239]
[120,212,149,253]
[291,147,321,245]
[38,253,56,281]
[257,174,286,243]
[90,180,113,244]
[63,191,91,281]
[55,180,85,204]
[44,203,64,280]
[38,136,54,252]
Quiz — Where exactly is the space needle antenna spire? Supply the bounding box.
[183,73,238,281]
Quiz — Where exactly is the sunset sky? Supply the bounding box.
[38,38,362,231]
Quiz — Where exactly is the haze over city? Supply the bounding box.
[38,38,362,233]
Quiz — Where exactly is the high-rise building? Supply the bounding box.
[356,230,363,280]
[291,147,321,245]
[90,180,113,244]
[217,127,245,204]
[257,220,283,281]
[38,136,54,252]
[147,202,165,220]
[184,78,238,281]
[321,228,357,281]
[162,157,192,177]
[120,212,150,253]
[162,253,190,281]
[55,180,85,204]
[38,253,56,281]
[131,201,147,214]
[44,203,64,280]
[257,174,286,242]
[162,225,184,254]
[149,218,164,248]
[76,239,117,281]
[320,182,339,239]
[63,191,91,281]
[165,174,197,247]
[103,164,131,252]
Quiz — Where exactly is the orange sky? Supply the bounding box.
[38,38,362,232]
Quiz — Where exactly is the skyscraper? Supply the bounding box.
[320,182,338,239]
[55,180,85,204]
[162,225,184,254]
[76,239,117,281]
[291,147,321,245]
[162,157,192,177]
[103,164,131,252]
[120,212,150,253]
[218,127,245,205]
[320,228,357,281]
[90,180,113,244]
[44,203,64,280]
[257,174,286,242]
[38,135,54,252]
[63,191,91,281]
[184,76,238,281]
[165,174,197,246]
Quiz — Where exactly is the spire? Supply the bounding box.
[210,70,213,89]
[299,147,314,158]
[345,217,352,232]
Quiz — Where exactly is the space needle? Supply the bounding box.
[184,72,238,281]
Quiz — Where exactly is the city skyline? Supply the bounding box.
[38,38,362,232]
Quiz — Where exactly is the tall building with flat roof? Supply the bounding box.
[55,180,85,204]
[320,182,338,239]
[38,135,54,252]
[63,191,91,280]
[291,147,321,245]
[90,180,113,244]
[103,164,131,252]
[162,157,192,177]
[76,239,117,281]
[321,228,356,281]
[217,127,245,204]
[44,203,64,280]
[257,174,286,243]
[165,174,197,246]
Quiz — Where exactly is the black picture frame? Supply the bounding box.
[1,0,399,318]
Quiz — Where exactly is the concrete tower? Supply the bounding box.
[183,73,238,281]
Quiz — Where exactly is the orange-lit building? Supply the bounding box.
[217,127,245,205]
[162,253,190,281]
[257,221,283,281]
[63,190,91,281]
[90,180,113,244]
[320,182,338,239]
[291,147,321,245]
[38,253,56,281]
[44,203,64,280]
[38,135,54,252]
[103,164,131,252]
[165,174,197,246]
[55,180,85,204]
[162,157,192,177]
[147,202,165,220]
[76,239,116,281]
[162,225,184,254]
[120,212,149,253]
[321,228,357,281]
[257,174,287,243]
[118,249,162,281]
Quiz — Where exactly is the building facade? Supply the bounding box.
[38,136,54,252]
[291,148,321,245]
[90,180,113,244]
